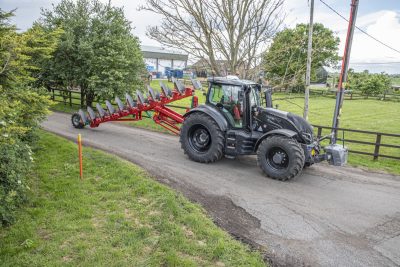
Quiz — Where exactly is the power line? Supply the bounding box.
[319,0,400,55]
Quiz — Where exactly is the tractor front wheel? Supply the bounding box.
[71,113,85,129]
[180,112,224,163]
[257,135,305,181]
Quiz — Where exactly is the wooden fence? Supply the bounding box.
[313,125,400,160]
[272,88,400,101]
[50,88,82,107]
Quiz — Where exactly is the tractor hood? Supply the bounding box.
[256,108,314,144]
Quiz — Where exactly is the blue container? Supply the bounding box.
[156,72,161,79]
[175,70,183,78]
[164,67,171,77]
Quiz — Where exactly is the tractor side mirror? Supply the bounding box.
[264,87,273,108]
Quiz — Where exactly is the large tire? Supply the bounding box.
[180,112,224,163]
[257,135,305,181]
[71,113,85,129]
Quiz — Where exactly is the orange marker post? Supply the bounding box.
[78,134,83,180]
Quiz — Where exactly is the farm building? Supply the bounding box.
[141,45,188,76]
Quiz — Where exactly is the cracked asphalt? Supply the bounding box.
[42,112,400,266]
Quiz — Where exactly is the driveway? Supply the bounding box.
[42,112,400,266]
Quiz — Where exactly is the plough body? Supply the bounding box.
[73,80,198,135]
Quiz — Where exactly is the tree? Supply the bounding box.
[346,70,391,97]
[0,10,62,89]
[140,0,284,78]
[263,23,340,90]
[41,0,146,107]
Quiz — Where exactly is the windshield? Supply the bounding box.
[208,83,244,128]
[208,84,242,104]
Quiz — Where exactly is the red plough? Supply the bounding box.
[72,79,200,135]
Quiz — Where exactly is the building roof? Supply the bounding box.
[141,45,188,61]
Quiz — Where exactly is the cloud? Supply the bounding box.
[284,0,400,73]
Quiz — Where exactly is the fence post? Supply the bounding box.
[81,90,84,108]
[69,91,72,107]
[373,134,382,160]
[317,127,322,139]
[52,88,55,101]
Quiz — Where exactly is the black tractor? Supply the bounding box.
[180,77,343,181]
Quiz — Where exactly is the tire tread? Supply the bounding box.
[257,135,305,181]
[180,112,224,163]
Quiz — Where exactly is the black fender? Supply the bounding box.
[184,105,228,131]
[254,129,298,151]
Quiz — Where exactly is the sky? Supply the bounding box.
[2,0,400,74]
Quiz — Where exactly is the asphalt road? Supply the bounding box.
[42,112,400,266]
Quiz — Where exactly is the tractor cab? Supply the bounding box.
[206,77,261,130]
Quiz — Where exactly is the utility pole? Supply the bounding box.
[331,0,359,144]
[303,0,314,120]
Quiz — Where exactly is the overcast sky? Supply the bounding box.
[2,0,400,73]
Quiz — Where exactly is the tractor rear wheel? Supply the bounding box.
[257,135,305,181]
[71,113,85,129]
[180,112,224,163]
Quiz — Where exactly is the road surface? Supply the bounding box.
[42,112,400,266]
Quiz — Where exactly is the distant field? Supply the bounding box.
[391,77,400,85]
[51,80,400,174]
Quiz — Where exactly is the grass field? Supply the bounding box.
[51,80,400,175]
[0,131,265,266]
[391,77,400,85]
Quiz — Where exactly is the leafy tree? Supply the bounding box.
[0,10,62,89]
[263,23,340,90]
[41,0,146,106]
[24,24,64,88]
[0,9,18,87]
[346,69,391,97]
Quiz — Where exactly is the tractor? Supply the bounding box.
[72,77,347,181]
[181,77,325,180]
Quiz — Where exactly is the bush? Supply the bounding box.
[347,70,391,97]
[0,87,52,225]
[0,141,32,224]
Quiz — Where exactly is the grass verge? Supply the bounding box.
[0,131,265,266]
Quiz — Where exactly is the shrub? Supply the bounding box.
[0,87,52,225]
[0,141,32,224]
[347,70,391,97]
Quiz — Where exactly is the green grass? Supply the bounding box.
[273,93,400,174]
[0,131,265,266]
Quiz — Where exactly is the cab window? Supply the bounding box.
[249,86,260,108]
[209,84,243,128]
